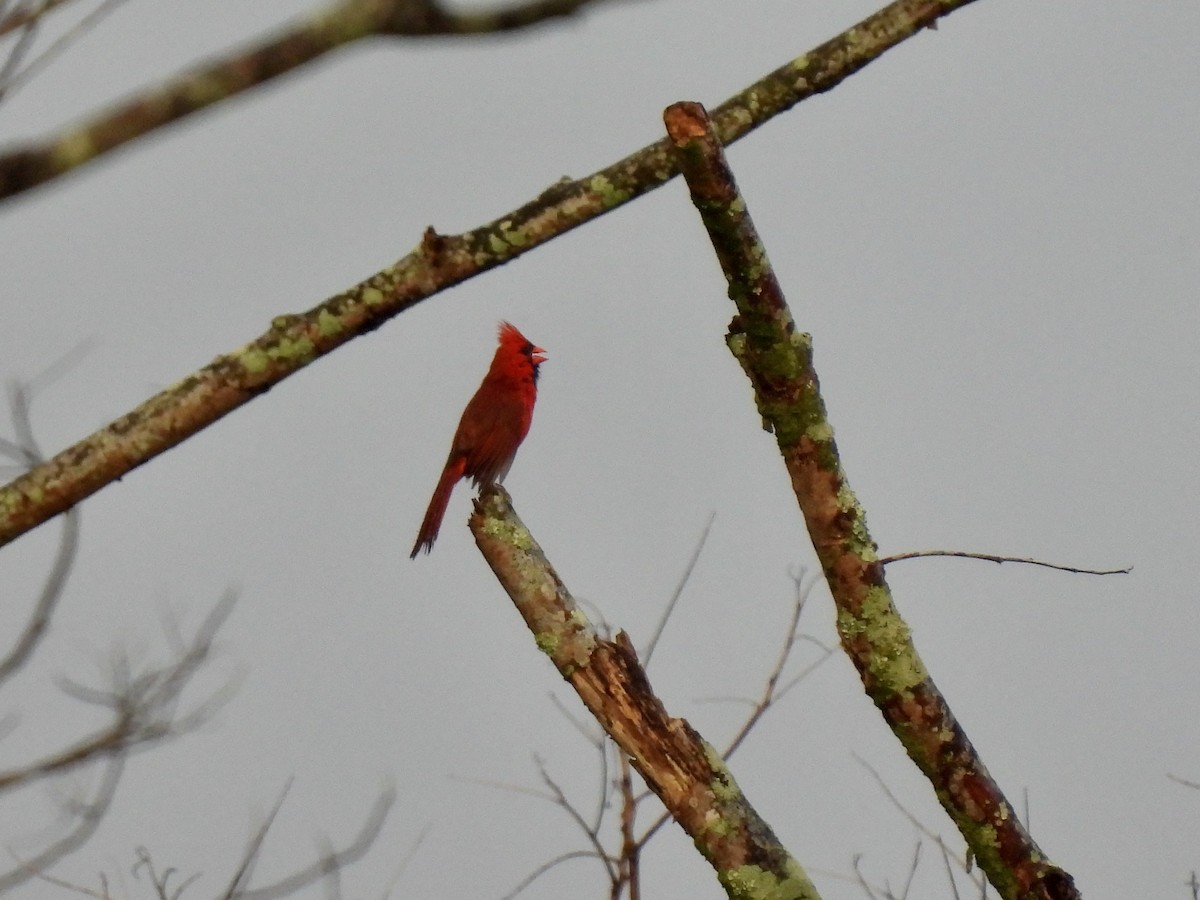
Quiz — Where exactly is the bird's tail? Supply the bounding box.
[410,455,467,558]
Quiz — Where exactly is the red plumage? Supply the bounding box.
[410,322,546,558]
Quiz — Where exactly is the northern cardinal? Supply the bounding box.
[410,322,546,558]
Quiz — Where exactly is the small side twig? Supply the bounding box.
[879,549,1130,576]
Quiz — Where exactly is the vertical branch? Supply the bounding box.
[663,100,1078,900]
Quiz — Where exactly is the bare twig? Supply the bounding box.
[636,573,831,852]
[237,787,397,900]
[0,754,124,891]
[220,779,294,900]
[721,572,830,759]
[533,755,617,886]
[19,864,110,899]
[0,0,76,37]
[616,755,639,900]
[899,842,922,900]
[852,754,986,897]
[0,593,236,793]
[879,549,1130,576]
[1167,773,1200,790]
[0,342,95,679]
[499,850,607,900]
[0,0,621,199]
[0,0,131,101]
[0,503,78,682]
[131,845,200,900]
[0,2,37,98]
[938,838,964,900]
[853,854,883,900]
[642,512,714,666]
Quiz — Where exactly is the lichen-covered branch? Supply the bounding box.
[470,486,820,900]
[663,100,1079,900]
[0,0,614,200]
[0,0,980,549]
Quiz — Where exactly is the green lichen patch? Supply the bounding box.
[588,175,632,207]
[317,309,344,337]
[719,860,818,900]
[856,586,928,693]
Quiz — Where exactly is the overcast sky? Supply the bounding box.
[2,1,1198,898]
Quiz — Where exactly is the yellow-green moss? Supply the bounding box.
[242,349,271,375]
[53,131,96,168]
[857,586,928,692]
[268,337,315,363]
[589,175,632,206]
[317,309,343,337]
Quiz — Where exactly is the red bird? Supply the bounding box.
[410,322,546,558]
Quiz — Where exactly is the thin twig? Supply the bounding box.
[0,504,78,682]
[852,753,983,894]
[0,0,131,101]
[853,854,882,900]
[498,850,606,900]
[642,512,714,666]
[0,3,37,98]
[0,755,124,891]
[238,787,397,900]
[635,574,831,851]
[220,779,294,900]
[0,0,622,199]
[899,841,922,900]
[879,549,1130,576]
[0,0,75,37]
[533,755,617,886]
[0,593,236,799]
[722,572,827,758]
[938,837,964,900]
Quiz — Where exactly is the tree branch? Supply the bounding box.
[471,485,820,900]
[0,0,621,200]
[0,0,980,550]
[663,99,1078,900]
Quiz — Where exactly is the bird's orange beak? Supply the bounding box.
[531,345,547,365]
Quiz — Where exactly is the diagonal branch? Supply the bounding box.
[662,99,1078,900]
[471,485,821,900]
[0,0,981,551]
[0,0,620,200]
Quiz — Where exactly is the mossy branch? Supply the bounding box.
[0,0,980,548]
[471,486,821,900]
[663,100,1080,900]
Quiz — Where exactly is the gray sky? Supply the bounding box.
[2,1,1198,897]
